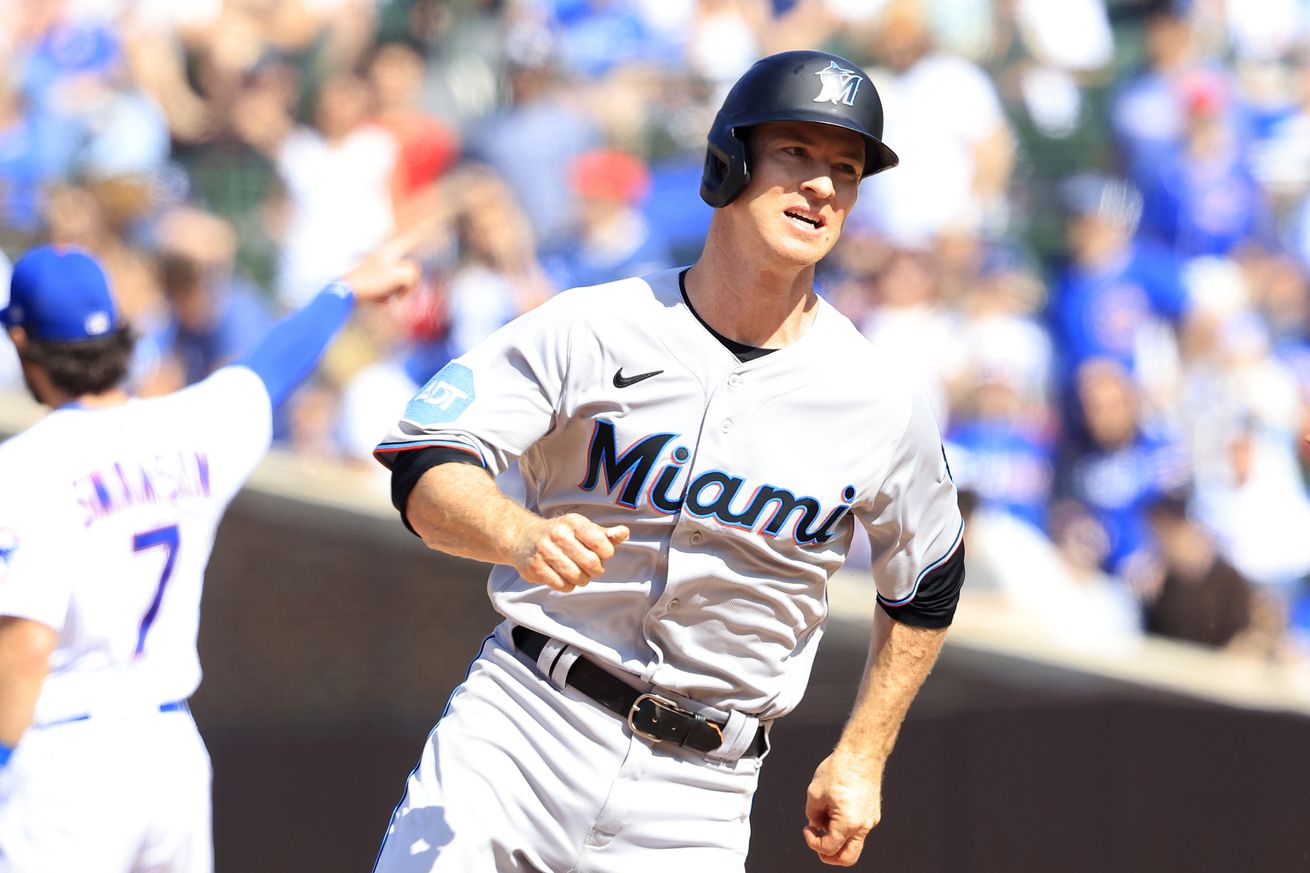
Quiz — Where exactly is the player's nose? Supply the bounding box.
[801,170,836,200]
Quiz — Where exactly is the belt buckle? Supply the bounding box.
[627,692,680,744]
[627,693,726,752]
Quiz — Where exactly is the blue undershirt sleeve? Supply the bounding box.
[234,282,355,408]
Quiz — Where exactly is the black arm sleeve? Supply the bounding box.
[389,446,488,536]
[877,540,966,629]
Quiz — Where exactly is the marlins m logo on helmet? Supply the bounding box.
[813,61,862,107]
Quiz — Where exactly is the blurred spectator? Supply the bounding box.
[140,206,274,395]
[685,0,768,90]
[1109,1,1246,189]
[1047,172,1190,416]
[1245,46,1310,208]
[11,8,123,177]
[442,168,555,354]
[1296,189,1310,275]
[1142,489,1261,649]
[958,488,1142,651]
[238,70,397,308]
[0,249,15,389]
[394,0,509,131]
[549,0,663,80]
[856,0,1016,246]
[819,224,894,325]
[365,38,461,228]
[1277,53,1310,271]
[0,70,66,238]
[1190,412,1310,594]
[858,245,963,425]
[335,296,438,477]
[1011,0,1114,76]
[465,45,603,251]
[0,6,172,238]
[40,181,164,340]
[1004,0,1115,140]
[946,370,1056,533]
[540,148,674,289]
[1137,70,1271,258]
[1219,0,1310,64]
[336,166,551,468]
[1057,357,1191,584]
[953,249,1055,412]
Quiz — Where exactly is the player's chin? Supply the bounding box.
[789,222,842,254]
[771,235,835,268]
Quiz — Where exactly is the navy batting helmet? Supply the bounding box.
[700,50,899,209]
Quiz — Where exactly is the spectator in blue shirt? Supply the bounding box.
[1058,357,1191,585]
[145,207,273,392]
[465,50,603,251]
[946,369,1056,533]
[1048,173,1190,419]
[540,148,673,290]
[1109,3,1246,191]
[1137,71,1270,258]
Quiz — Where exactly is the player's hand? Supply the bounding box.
[802,751,883,866]
[513,514,629,593]
[340,234,422,304]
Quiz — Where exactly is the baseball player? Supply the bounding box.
[0,241,418,872]
[372,50,965,871]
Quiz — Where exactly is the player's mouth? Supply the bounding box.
[784,209,824,230]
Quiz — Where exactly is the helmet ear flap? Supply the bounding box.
[699,130,751,208]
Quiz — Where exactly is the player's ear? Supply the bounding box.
[7,326,28,354]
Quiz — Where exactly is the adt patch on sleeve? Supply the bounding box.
[403,363,476,426]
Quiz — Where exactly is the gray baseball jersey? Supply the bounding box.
[377,267,963,719]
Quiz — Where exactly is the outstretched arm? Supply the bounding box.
[405,462,628,593]
[803,608,947,866]
[236,238,420,407]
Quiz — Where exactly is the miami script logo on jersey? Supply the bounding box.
[579,419,854,546]
[813,61,862,107]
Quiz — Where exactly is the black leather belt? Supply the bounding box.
[512,626,767,758]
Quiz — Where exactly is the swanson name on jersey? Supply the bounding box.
[579,419,854,546]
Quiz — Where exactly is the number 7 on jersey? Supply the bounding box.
[133,525,179,657]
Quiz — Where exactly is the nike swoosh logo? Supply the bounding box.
[613,368,664,388]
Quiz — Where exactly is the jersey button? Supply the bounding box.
[689,531,704,544]
[722,419,733,432]
[668,598,681,610]
[727,374,742,388]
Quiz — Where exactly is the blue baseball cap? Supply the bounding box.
[1,245,119,341]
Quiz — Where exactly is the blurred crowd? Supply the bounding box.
[2,0,1310,669]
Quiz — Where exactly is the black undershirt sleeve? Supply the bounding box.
[389,446,488,536]
[877,541,966,629]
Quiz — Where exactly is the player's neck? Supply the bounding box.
[684,256,818,349]
[37,379,130,411]
[62,389,131,410]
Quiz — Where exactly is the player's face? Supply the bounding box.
[733,121,864,268]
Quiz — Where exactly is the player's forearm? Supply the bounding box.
[833,610,947,772]
[234,283,355,409]
[404,462,542,567]
[0,617,57,747]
